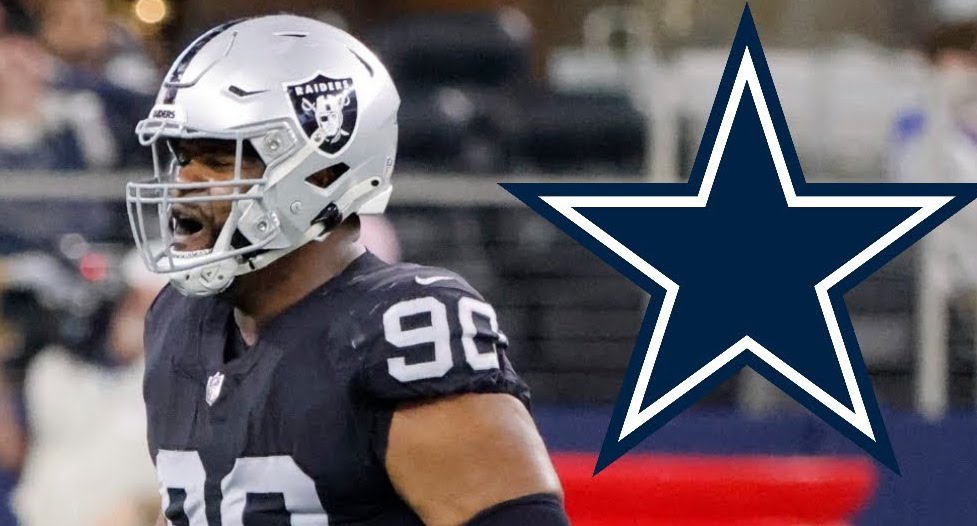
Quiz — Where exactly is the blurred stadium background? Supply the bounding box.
[0,0,975,524]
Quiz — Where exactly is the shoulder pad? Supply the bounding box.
[352,263,527,406]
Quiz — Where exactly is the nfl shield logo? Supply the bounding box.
[285,72,359,156]
[205,372,225,406]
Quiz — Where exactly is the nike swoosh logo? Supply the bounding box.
[415,276,454,286]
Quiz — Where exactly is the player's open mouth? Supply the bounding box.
[171,210,203,237]
[170,206,214,252]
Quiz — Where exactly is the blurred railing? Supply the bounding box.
[0,172,636,203]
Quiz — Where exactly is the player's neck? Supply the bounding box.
[227,226,365,344]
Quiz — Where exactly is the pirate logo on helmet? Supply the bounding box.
[286,73,359,156]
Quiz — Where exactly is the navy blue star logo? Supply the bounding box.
[504,6,977,475]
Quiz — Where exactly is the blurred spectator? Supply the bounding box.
[0,35,94,170]
[0,0,155,171]
[889,21,977,294]
[0,295,27,474]
[12,249,163,526]
[0,369,23,526]
[0,30,125,251]
[0,0,152,254]
[37,0,159,95]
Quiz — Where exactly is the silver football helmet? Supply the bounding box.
[127,15,400,296]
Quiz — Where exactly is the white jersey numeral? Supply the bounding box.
[458,296,501,371]
[155,451,328,525]
[383,296,502,381]
[157,450,209,526]
[221,456,327,526]
[383,297,454,381]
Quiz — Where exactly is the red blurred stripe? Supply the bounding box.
[551,453,877,525]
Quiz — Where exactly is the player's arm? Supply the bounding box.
[360,280,569,525]
[386,392,566,526]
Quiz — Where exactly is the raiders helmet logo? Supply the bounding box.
[286,73,359,156]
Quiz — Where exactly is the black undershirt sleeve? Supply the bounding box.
[463,493,570,526]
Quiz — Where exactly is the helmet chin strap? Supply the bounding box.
[237,221,329,276]
[238,175,383,274]
[169,258,240,296]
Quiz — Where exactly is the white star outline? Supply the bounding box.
[540,49,954,444]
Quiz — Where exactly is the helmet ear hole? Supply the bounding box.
[305,163,350,189]
[230,229,253,250]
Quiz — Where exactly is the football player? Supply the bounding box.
[126,14,569,526]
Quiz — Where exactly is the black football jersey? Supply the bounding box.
[143,252,530,525]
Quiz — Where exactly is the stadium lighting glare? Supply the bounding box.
[134,0,167,25]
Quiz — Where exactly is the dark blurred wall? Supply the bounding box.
[178,0,517,36]
[171,0,937,72]
[173,0,588,80]
[647,0,932,49]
